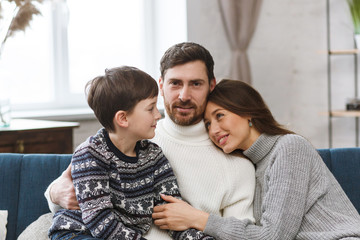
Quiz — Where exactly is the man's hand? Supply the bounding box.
[49,163,80,210]
[152,194,209,231]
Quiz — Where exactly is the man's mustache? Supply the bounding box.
[173,100,196,108]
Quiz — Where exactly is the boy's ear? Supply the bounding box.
[114,110,128,128]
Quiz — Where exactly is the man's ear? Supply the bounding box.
[159,77,164,96]
[114,110,128,128]
[209,78,216,92]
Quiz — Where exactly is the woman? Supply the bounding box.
[153,79,360,239]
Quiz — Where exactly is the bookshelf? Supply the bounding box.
[326,0,359,147]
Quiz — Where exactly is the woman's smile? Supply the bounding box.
[217,134,229,146]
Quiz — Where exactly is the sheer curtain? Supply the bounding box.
[218,0,262,84]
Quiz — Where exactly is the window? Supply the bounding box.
[0,1,54,108]
[0,0,187,115]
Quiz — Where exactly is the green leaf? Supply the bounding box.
[347,0,360,34]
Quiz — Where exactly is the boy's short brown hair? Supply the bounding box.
[85,66,158,132]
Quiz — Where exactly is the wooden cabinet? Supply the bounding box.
[0,119,79,154]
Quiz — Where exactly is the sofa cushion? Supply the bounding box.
[0,154,22,240]
[16,154,71,236]
[17,212,53,240]
[0,153,71,240]
[318,148,360,214]
[0,210,8,240]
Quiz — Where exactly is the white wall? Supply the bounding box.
[71,0,359,150]
[187,0,359,148]
[73,119,102,148]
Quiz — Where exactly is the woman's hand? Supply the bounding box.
[152,194,209,231]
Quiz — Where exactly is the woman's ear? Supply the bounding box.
[114,110,129,128]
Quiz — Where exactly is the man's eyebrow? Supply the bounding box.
[167,78,205,81]
[190,79,206,82]
[166,78,207,83]
[188,79,207,85]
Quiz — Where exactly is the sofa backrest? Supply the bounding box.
[0,153,71,240]
[318,148,360,214]
[0,149,359,239]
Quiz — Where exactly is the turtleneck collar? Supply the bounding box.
[243,134,281,165]
[160,111,211,143]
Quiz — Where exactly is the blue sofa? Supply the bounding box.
[0,148,359,240]
[0,154,71,240]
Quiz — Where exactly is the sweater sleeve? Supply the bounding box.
[44,178,62,213]
[153,155,215,240]
[72,150,145,240]
[204,136,318,240]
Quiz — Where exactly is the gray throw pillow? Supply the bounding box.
[17,212,53,240]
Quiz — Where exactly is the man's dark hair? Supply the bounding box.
[160,42,215,82]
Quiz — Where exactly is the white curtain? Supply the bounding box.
[218,0,262,84]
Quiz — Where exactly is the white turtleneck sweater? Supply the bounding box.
[45,114,255,240]
[144,114,255,240]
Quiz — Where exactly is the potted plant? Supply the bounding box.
[0,0,43,127]
[347,0,360,48]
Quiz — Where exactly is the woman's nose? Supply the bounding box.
[209,122,220,137]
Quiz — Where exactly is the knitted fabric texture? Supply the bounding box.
[144,114,256,240]
[204,134,360,240]
[49,128,213,240]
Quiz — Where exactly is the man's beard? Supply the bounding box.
[164,99,204,126]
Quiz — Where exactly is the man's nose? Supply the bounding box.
[179,86,191,101]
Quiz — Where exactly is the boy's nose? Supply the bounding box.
[155,107,162,120]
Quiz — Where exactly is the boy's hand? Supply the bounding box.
[50,163,80,210]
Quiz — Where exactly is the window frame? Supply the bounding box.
[7,0,187,116]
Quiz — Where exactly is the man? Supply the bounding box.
[45,42,255,239]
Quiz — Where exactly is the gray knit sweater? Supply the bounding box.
[204,134,360,239]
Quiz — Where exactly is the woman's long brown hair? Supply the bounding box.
[208,79,294,136]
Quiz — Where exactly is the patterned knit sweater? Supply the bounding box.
[49,128,214,240]
[204,134,360,239]
[144,113,255,239]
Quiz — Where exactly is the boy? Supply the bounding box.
[48,66,214,240]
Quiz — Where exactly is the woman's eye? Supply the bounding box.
[204,122,210,130]
[216,113,224,119]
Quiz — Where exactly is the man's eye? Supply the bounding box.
[170,81,179,86]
